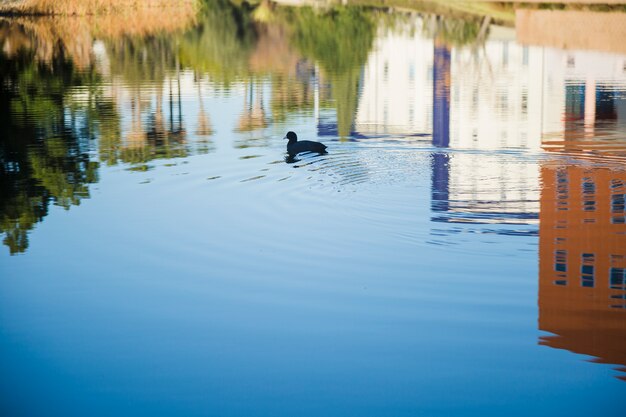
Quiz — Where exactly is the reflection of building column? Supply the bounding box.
[431,39,451,212]
[433,39,451,148]
[431,153,450,212]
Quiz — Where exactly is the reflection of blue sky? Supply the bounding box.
[3,12,626,417]
[2,141,621,415]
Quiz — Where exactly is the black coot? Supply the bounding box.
[284,131,327,156]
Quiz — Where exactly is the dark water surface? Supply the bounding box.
[1,2,626,416]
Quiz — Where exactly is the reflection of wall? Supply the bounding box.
[450,27,543,150]
[355,24,434,135]
[427,27,542,225]
[516,10,626,56]
[539,162,626,380]
[541,48,626,155]
[431,154,540,226]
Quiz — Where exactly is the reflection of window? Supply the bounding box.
[556,168,568,211]
[581,253,594,288]
[610,268,626,290]
[555,250,567,272]
[522,47,529,66]
[582,177,595,212]
[611,185,625,223]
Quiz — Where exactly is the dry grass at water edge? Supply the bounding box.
[0,0,197,15]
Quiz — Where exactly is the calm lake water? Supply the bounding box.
[1,2,626,416]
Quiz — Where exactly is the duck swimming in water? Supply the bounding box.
[284,131,327,156]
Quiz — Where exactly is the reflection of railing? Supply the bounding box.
[429,152,540,231]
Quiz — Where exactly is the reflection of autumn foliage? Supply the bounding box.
[0,4,196,68]
[0,18,94,69]
[0,0,196,16]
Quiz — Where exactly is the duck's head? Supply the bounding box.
[284,131,297,141]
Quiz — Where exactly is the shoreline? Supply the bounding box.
[1,0,626,17]
[0,0,198,16]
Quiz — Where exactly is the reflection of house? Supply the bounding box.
[541,48,626,156]
[355,24,434,135]
[430,153,540,227]
[538,162,626,380]
[431,27,541,226]
[450,26,544,150]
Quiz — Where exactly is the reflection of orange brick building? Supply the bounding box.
[539,162,626,380]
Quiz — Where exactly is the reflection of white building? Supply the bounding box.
[350,15,626,224]
[355,22,433,135]
[444,26,542,222]
[450,26,544,150]
[541,48,626,152]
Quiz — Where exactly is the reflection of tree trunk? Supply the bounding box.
[333,67,360,139]
[236,80,267,132]
[154,86,166,139]
[127,92,145,149]
[195,79,213,136]
[476,16,491,45]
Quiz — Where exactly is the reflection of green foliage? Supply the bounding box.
[96,101,123,166]
[178,0,256,86]
[285,6,375,138]
[117,139,188,165]
[270,75,314,123]
[429,17,482,47]
[333,69,361,138]
[101,30,189,166]
[0,52,100,254]
[287,6,374,76]
[107,35,177,84]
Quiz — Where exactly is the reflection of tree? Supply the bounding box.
[270,72,314,123]
[106,35,176,84]
[236,80,268,132]
[0,53,99,254]
[195,79,214,136]
[424,15,486,47]
[178,0,256,87]
[101,34,189,165]
[286,7,375,138]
